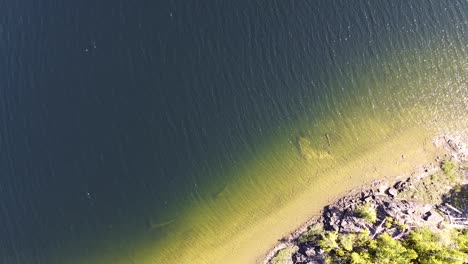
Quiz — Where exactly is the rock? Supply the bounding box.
[293,253,307,263]
[422,204,433,212]
[423,210,444,224]
[462,169,468,182]
[340,218,367,233]
[330,223,339,231]
[387,188,398,198]
[394,180,409,191]
[378,184,389,194]
[447,139,460,152]
[307,255,326,264]
[304,247,316,257]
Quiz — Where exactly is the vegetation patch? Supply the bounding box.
[354,203,377,223]
[270,245,297,264]
[398,158,462,205]
[319,228,468,264]
[442,160,460,181]
[298,224,323,244]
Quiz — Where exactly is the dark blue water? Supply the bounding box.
[0,1,467,263]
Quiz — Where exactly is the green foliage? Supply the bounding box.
[270,245,296,264]
[398,159,462,205]
[318,231,339,253]
[373,233,417,263]
[385,217,394,228]
[455,230,468,253]
[355,203,377,223]
[406,228,442,253]
[350,251,371,264]
[319,230,417,263]
[405,228,468,263]
[318,231,370,263]
[298,224,323,244]
[394,220,408,231]
[442,160,459,181]
[355,230,371,247]
[315,228,468,264]
[340,233,355,252]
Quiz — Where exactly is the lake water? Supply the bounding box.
[0,1,467,263]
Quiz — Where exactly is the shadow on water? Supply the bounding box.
[211,183,228,199]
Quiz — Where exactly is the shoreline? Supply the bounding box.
[56,127,465,264]
[225,125,444,264]
[263,134,468,263]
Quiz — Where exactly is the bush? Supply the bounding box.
[319,231,339,253]
[442,160,459,181]
[270,245,296,264]
[394,220,408,231]
[456,230,468,253]
[340,233,355,252]
[355,203,377,223]
[350,251,371,264]
[385,217,394,228]
[298,224,323,244]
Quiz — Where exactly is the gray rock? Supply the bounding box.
[387,188,398,198]
[394,180,409,191]
[340,219,366,233]
[462,169,468,182]
[422,204,433,212]
[293,253,307,263]
[307,256,326,264]
[330,223,339,231]
[447,139,460,152]
[304,247,316,257]
[378,184,389,194]
[423,210,444,224]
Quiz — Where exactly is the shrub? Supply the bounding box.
[270,245,296,264]
[350,251,371,264]
[394,220,408,231]
[298,224,323,244]
[340,233,355,252]
[456,230,468,253]
[385,217,394,228]
[442,160,459,181]
[318,231,339,253]
[355,203,377,223]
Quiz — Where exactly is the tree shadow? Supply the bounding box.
[441,184,468,217]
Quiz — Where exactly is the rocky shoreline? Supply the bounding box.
[264,135,468,264]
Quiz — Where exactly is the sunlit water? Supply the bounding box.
[0,1,467,263]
